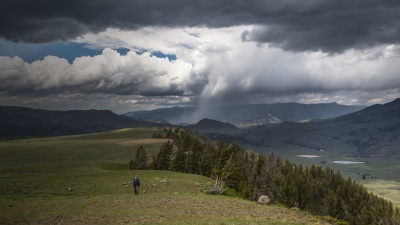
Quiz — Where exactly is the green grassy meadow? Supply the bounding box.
[0,128,335,225]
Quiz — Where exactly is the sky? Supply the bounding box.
[1,0,400,114]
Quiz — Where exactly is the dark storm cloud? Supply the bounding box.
[1,0,245,43]
[241,1,400,52]
[2,0,400,52]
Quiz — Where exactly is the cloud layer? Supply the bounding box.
[1,27,400,113]
[0,49,193,96]
[2,0,400,53]
[2,1,400,112]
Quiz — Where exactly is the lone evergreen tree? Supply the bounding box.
[133,145,148,169]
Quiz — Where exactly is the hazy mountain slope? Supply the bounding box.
[328,98,400,157]
[331,98,400,125]
[220,99,400,158]
[124,102,364,125]
[124,106,196,124]
[212,102,365,123]
[0,106,158,138]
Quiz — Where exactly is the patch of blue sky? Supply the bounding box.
[0,40,101,63]
[0,39,177,63]
[115,48,130,56]
[135,49,177,61]
[151,51,177,61]
[0,39,133,63]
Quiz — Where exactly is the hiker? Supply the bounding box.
[133,175,140,195]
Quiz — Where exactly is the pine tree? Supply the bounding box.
[260,153,282,203]
[133,145,148,169]
[171,145,186,172]
[156,140,174,170]
[199,144,215,177]
[212,143,240,192]
[221,152,246,192]
[189,139,204,174]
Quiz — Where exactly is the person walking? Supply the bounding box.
[133,175,140,195]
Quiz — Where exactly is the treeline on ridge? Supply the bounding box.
[130,127,400,225]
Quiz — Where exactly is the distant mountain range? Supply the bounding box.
[0,106,161,138]
[2,99,398,158]
[124,102,365,126]
[193,99,400,158]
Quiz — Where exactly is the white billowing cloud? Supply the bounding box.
[195,39,400,106]
[1,26,400,112]
[0,48,193,96]
[75,27,202,55]
[56,27,400,101]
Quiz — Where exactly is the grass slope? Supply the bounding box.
[0,128,334,225]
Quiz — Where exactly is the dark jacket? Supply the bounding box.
[133,177,140,187]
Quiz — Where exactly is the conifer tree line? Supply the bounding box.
[131,127,400,225]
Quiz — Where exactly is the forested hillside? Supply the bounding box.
[137,127,400,225]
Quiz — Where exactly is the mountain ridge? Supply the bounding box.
[0,105,161,138]
[233,98,400,158]
[124,102,365,126]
